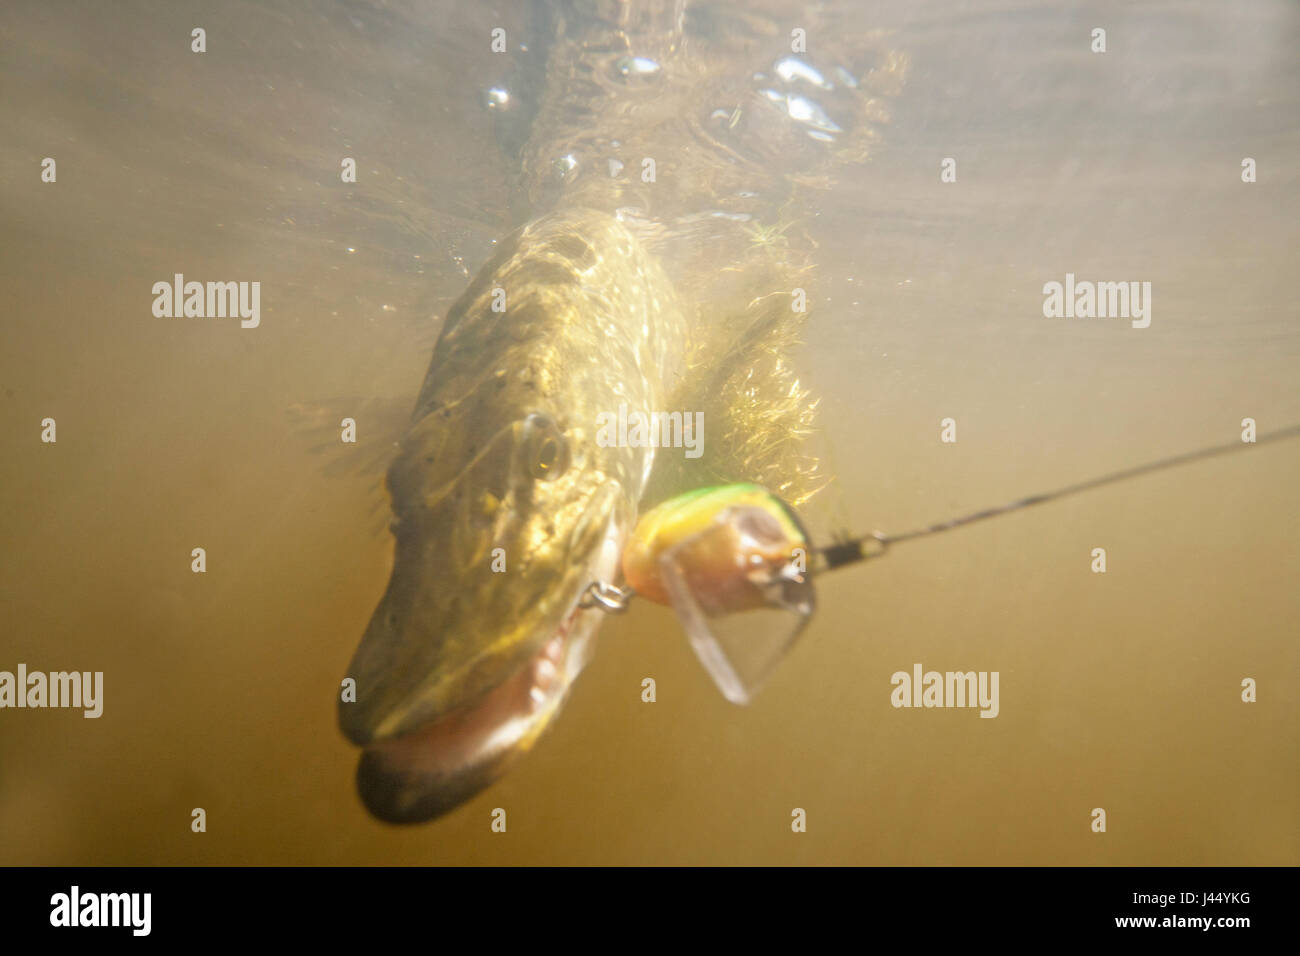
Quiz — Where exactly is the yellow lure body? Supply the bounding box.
[622,483,810,611]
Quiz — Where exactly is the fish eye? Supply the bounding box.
[524,415,570,481]
[535,436,561,474]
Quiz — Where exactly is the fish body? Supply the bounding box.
[339,0,906,822]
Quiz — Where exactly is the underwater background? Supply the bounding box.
[1,0,1296,864]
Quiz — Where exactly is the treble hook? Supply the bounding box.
[578,580,636,614]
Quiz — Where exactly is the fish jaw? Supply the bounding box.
[339,457,634,747]
[352,505,625,824]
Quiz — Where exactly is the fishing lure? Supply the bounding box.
[582,424,1300,703]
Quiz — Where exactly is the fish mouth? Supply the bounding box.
[338,422,630,745]
[354,607,586,824]
[349,500,626,824]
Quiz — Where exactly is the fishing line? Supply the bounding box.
[817,423,1300,572]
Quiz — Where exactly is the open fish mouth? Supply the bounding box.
[338,411,632,745]
[351,506,625,824]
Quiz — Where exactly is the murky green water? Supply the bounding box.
[1,0,1296,864]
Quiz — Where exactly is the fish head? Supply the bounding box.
[343,395,640,733]
[339,378,645,821]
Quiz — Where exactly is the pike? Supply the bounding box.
[340,211,687,821]
[338,1,906,822]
